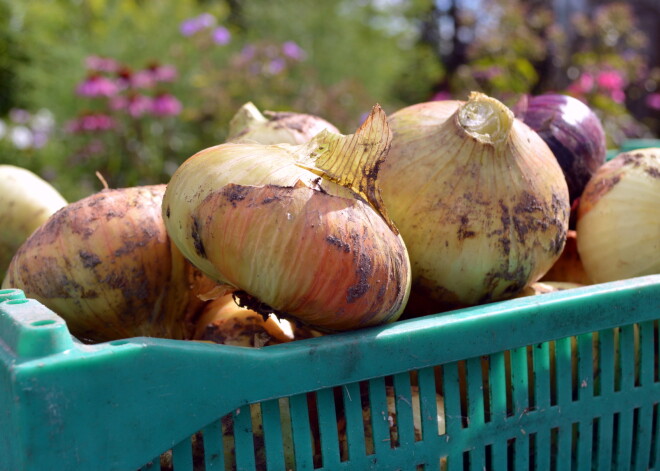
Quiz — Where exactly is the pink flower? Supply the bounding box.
[431,91,452,101]
[611,89,626,104]
[568,72,594,95]
[150,64,177,82]
[76,75,119,97]
[151,93,182,116]
[646,93,660,110]
[596,70,625,91]
[126,94,153,118]
[66,114,116,133]
[212,26,231,45]
[131,70,156,89]
[85,56,120,73]
[111,94,152,117]
[282,41,306,60]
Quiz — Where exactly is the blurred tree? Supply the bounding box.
[0,0,27,114]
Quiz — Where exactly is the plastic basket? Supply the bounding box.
[1,275,659,471]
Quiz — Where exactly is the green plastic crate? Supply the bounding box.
[1,275,659,471]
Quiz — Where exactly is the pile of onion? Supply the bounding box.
[513,93,607,205]
[379,92,570,312]
[0,165,68,275]
[576,148,660,283]
[2,185,216,343]
[163,105,411,332]
[227,102,340,145]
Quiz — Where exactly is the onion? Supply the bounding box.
[540,229,590,285]
[513,93,607,203]
[516,281,584,298]
[379,92,570,312]
[227,102,340,145]
[163,105,411,332]
[576,148,660,283]
[2,185,216,342]
[0,165,67,275]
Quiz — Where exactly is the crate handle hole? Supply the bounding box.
[110,340,129,346]
[31,319,57,327]
[6,299,29,305]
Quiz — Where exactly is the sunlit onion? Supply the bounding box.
[379,92,570,312]
[2,185,216,342]
[164,106,410,331]
[576,148,660,283]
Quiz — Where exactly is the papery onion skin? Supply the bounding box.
[576,148,660,284]
[163,109,411,332]
[227,102,340,145]
[2,185,216,343]
[193,293,316,346]
[0,165,68,275]
[380,92,570,312]
[513,93,607,203]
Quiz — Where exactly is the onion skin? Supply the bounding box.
[577,148,660,283]
[514,94,607,203]
[0,165,67,275]
[2,185,216,342]
[164,107,411,331]
[193,293,316,346]
[227,102,340,145]
[380,92,570,312]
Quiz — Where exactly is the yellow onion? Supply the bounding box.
[379,92,570,312]
[0,165,67,275]
[2,185,216,343]
[540,230,590,285]
[163,106,411,332]
[227,102,340,145]
[577,148,660,283]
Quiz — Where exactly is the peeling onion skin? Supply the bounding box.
[577,148,660,284]
[163,140,411,331]
[380,93,570,312]
[2,185,216,343]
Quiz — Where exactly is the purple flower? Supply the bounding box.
[282,41,306,61]
[431,91,452,101]
[76,75,119,97]
[85,56,120,73]
[151,93,182,116]
[240,45,256,61]
[9,109,31,124]
[268,58,286,75]
[645,93,660,110]
[180,13,215,36]
[212,26,231,45]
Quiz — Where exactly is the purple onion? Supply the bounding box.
[513,93,607,202]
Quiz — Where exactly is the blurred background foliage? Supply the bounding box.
[0,0,658,201]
